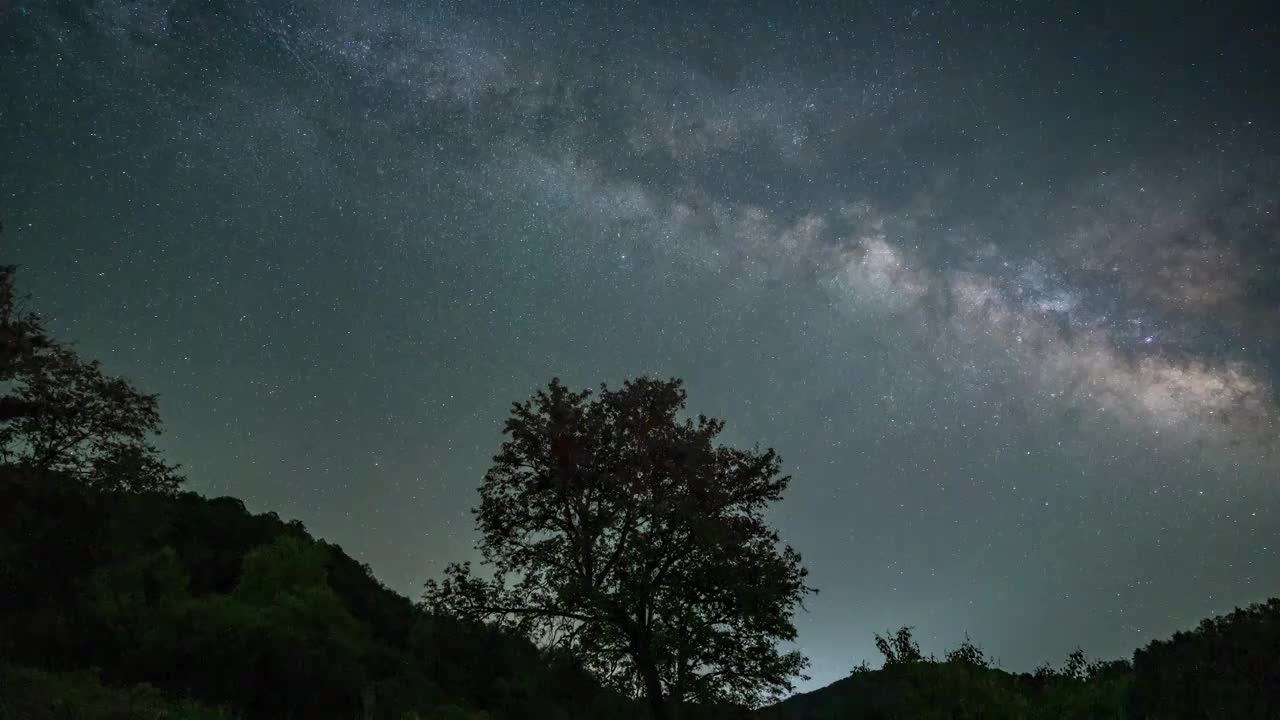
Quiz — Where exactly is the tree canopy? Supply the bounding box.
[425,377,812,719]
[0,262,180,492]
[1130,598,1280,719]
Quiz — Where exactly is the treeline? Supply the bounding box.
[2,257,1276,719]
[0,256,629,718]
[1,256,625,717]
[766,605,1280,720]
[0,466,641,720]
[3,464,1276,720]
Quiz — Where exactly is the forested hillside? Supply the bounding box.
[3,466,1277,719]
[765,607,1280,720]
[0,466,642,719]
[2,258,1276,719]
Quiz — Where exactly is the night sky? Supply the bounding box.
[3,0,1278,692]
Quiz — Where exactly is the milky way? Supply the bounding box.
[3,1,1278,689]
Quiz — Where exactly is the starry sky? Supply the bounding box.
[3,0,1278,692]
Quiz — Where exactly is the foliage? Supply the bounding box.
[0,264,180,492]
[424,377,812,719]
[1130,598,1280,719]
[0,259,645,719]
[1015,649,1132,720]
[0,468,643,720]
[873,626,927,666]
[2,253,1276,720]
[0,263,52,379]
[0,664,231,720]
[770,629,1131,720]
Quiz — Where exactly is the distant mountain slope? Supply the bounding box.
[762,597,1280,720]
[762,662,1041,720]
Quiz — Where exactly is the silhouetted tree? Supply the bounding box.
[0,262,180,492]
[945,635,988,668]
[1025,649,1130,720]
[424,377,812,720]
[1061,648,1089,681]
[874,626,925,666]
[0,263,53,414]
[828,629,1027,719]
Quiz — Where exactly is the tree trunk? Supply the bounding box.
[638,656,668,720]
